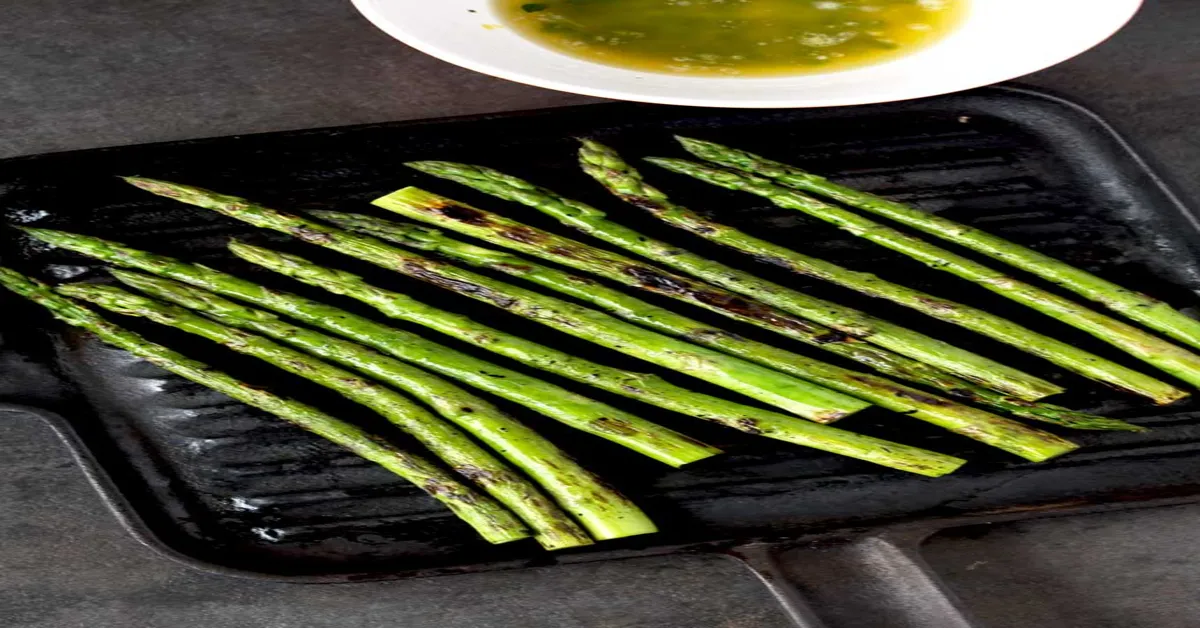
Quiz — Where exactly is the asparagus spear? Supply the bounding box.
[369,188,1115,430]
[110,270,653,541]
[678,136,1200,353]
[58,282,591,550]
[0,267,528,545]
[20,229,717,469]
[123,177,870,423]
[321,211,1137,435]
[648,155,1200,394]
[579,139,1181,404]
[230,242,972,474]
[404,161,1059,402]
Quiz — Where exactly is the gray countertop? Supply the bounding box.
[3,1,1199,626]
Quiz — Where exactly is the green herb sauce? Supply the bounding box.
[497,0,967,76]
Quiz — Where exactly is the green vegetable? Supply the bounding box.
[369,188,1128,431]
[231,241,969,475]
[320,210,1138,435]
[578,138,1180,404]
[651,148,1200,396]
[677,136,1200,354]
[403,160,1059,402]
[20,227,717,469]
[122,177,871,423]
[111,270,654,541]
[58,282,590,550]
[0,267,528,545]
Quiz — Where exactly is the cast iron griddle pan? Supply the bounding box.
[2,86,1200,581]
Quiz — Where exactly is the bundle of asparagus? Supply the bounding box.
[405,161,1059,402]
[578,139,1183,404]
[674,137,1200,352]
[0,268,531,545]
[314,210,1140,434]
[110,178,1072,463]
[129,180,878,426]
[21,229,717,469]
[369,184,1117,429]
[651,139,1200,391]
[102,270,651,542]
[8,130,1190,547]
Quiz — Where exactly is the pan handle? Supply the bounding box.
[729,527,982,628]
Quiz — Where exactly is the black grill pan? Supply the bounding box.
[3,85,1200,581]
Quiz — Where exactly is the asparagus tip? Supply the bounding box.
[644,156,686,171]
[576,137,605,150]
[107,267,141,281]
[15,225,75,240]
[123,175,195,200]
[122,175,158,188]
[227,239,261,256]
[107,268,175,295]
[577,139,623,165]
[405,160,454,175]
[55,282,111,298]
[0,265,32,284]
[228,241,292,272]
[15,227,84,247]
[675,136,724,156]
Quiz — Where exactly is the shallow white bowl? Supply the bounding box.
[351,0,1143,108]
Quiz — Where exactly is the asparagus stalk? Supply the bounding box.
[321,211,1134,438]
[123,177,870,423]
[20,228,717,469]
[649,154,1200,394]
[230,242,970,474]
[404,161,1059,402]
[110,270,653,541]
[0,267,528,545]
[58,282,591,550]
[579,139,1181,404]
[678,137,1200,353]
[369,189,1117,430]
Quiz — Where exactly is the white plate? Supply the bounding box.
[351,0,1144,108]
